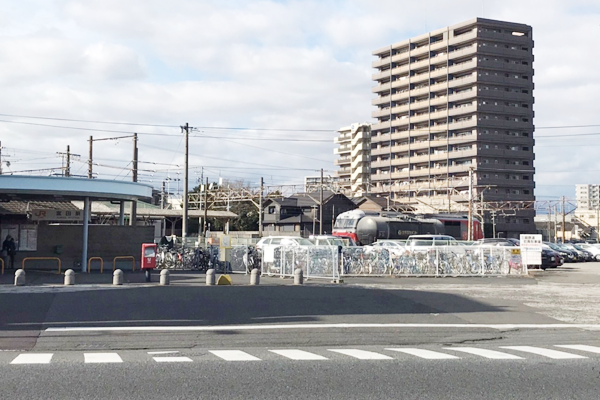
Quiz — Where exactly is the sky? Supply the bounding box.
[0,0,599,201]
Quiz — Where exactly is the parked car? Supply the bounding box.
[405,234,457,251]
[562,243,592,262]
[308,235,354,247]
[571,244,597,261]
[578,243,600,261]
[474,238,517,247]
[541,248,561,269]
[368,240,407,256]
[545,242,574,263]
[255,236,314,263]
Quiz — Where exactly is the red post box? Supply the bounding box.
[141,243,157,270]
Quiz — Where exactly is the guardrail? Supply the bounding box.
[87,257,104,273]
[22,257,62,274]
[113,256,135,272]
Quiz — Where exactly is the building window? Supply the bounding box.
[268,206,276,214]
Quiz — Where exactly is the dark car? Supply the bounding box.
[545,242,575,263]
[541,248,560,270]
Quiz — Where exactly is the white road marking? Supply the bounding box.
[11,353,53,364]
[84,353,123,363]
[153,357,193,363]
[147,351,179,355]
[555,345,600,354]
[209,350,261,361]
[328,349,393,360]
[269,350,328,360]
[500,346,587,359]
[386,348,459,359]
[44,323,600,333]
[445,347,523,359]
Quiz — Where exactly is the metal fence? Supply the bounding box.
[262,246,341,281]
[341,246,525,276]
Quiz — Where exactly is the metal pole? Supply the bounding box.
[562,196,566,243]
[88,136,93,179]
[468,168,473,241]
[118,201,125,225]
[182,124,189,240]
[203,177,208,237]
[320,168,324,235]
[547,204,552,243]
[480,191,484,239]
[130,133,138,226]
[81,197,90,273]
[259,177,263,236]
[65,145,71,177]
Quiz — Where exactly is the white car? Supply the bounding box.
[368,240,407,256]
[405,234,457,251]
[255,236,314,263]
[577,244,600,261]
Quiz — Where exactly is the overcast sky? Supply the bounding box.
[0,0,598,201]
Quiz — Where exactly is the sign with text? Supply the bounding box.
[31,209,83,222]
[520,234,542,266]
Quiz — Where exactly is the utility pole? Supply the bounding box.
[554,204,558,243]
[161,181,166,209]
[547,204,552,243]
[57,146,78,177]
[562,196,566,243]
[480,191,485,239]
[203,177,208,237]
[88,136,93,179]
[259,177,263,236]
[181,123,189,240]
[129,133,138,227]
[467,167,474,241]
[491,210,496,239]
[320,168,324,235]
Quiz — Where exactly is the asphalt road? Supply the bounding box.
[1,263,599,399]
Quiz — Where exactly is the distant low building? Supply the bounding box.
[262,191,357,236]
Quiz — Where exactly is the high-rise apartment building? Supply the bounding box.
[334,123,371,196]
[370,17,536,238]
[576,184,600,210]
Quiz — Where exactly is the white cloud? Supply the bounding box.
[0,0,598,199]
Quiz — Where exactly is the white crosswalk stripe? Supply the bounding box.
[84,353,123,363]
[445,347,523,359]
[555,345,600,354]
[11,353,53,364]
[386,348,459,359]
[153,357,193,363]
[269,350,328,360]
[500,346,587,359]
[209,350,261,361]
[328,349,393,360]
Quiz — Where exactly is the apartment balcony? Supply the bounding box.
[430,67,448,79]
[390,79,411,91]
[372,82,392,94]
[430,52,449,64]
[409,140,433,151]
[391,51,410,64]
[448,103,477,117]
[477,44,532,59]
[477,104,531,116]
[410,85,432,97]
[448,117,477,130]
[372,107,392,119]
[408,153,432,164]
[429,95,449,106]
[477,30,533,44]
[372,94,391,106]
[409,57,431,71]
[334,157,351,166]
[372,56,391,69]
[447,44,477,60]
[334,146,351,155]
[428,109,449,120]
[390,157,410,167]
[333,135,351,144]
[430,40,448,52]
[370,121,392,131]
[448,148,477,159]
[351,167,370,181]
[477,59,531,74]
[373,69,392,82]
[448,89,476,102]
[477,118,532,129]
[390,118,410,130]
[390,90,410,102]
[390,63,411,77]
[371,146,392,157]
[448,73,477,88]
[449,29,477,45]
[449,58,477,74]
[409,112,430,125]
[429,151,451,162]
[351,155,370,170]
[410,45,430,58]
[448,163,475,174]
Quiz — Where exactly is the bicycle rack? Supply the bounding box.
[22,257,62,274]
[87,257,104,273]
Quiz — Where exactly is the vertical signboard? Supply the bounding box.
[519,234,542,269]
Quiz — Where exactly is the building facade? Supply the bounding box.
[334,123,371,197]
[370,17,536,238]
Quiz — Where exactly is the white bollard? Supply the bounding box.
[206,269,216,286]
[14,269,26,286]
[250,268,260,285]
[294,268,304,285]
[160,269,170,286]
[113,269,124,285]
[64,269,75,286]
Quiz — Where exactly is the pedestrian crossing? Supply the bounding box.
[3,345,600,365]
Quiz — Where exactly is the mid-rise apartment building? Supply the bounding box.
[574,184,600,230]
[370,17,536,238]
[334,123,371,196]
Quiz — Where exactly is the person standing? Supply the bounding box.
[2,235,16,269]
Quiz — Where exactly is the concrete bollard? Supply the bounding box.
[160,269,170,286]
[64,269,75,286]
[206,269,216,286]
[113,269,124,285]
[294,268,304,285]
[250,268,260,285]
[14,269,26,286]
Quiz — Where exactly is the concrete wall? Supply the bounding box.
[15,225,154,271]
